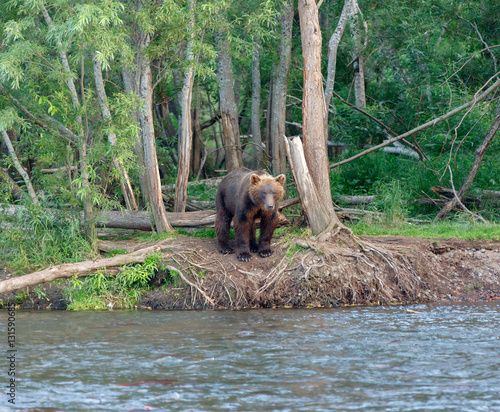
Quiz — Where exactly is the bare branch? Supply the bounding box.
[0,130,39,204]
[331,76,500,168]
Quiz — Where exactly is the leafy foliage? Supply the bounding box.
[65,252,170,310]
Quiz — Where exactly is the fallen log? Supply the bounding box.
[0,242,172,294]
[432,186,500,204]
[418,187,500,209]
[334,195,375,205]
[0,203,217,231]
[40,166,78,174]
[0,203,292,231]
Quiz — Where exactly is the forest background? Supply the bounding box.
[0,0,499,273]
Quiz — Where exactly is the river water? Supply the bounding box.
[3,303,500,411]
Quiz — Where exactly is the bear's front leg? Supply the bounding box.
[249,221,259,253]
[234,219,252,261]
[258,213,278,258]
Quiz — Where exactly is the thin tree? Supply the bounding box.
[349,0,367,108]
[324,0,353,137]
[174,0,197,213]
[92,53,138,211]
[251,36,263,169]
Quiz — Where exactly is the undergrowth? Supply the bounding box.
[0,203,96,272]
[64,253,176,310]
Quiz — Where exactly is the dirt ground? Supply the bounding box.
[1,233,500,310]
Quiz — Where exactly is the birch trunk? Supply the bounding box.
[0,130,39,204]
[92,53,138,211]
[270,0,293,176]
[174,0,196,212]
[349,0,367,108]
[324,0,352,137]
[214,29,242,171]
[192,91,202,176]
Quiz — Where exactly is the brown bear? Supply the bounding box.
[215,167,286,261]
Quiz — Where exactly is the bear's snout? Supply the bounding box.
[265,203,274,210]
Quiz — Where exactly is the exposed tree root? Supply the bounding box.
[0,232,429,310]
[144,230,425,309]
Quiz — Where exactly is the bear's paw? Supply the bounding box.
[258,248,274,258]
[237,252,252,262]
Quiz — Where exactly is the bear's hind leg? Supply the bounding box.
[215,208,234,254]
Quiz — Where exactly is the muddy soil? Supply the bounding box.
[1,234,500,310]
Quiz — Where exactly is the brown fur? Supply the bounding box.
[215,168,286,261]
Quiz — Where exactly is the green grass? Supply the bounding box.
[176,228,217,238]
[349,221,500,240]
[0,204,96,272]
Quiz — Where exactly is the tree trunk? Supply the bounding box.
[251,37,263,169]
[0,130,39,204]
[324,0,352,137]
[214,29,242,171]
[264,77,273,168]
[270,0,293,177]
[349,0,367,108]
[174,0,196,213]
[137,34,173,233]
[435,107,500,221]
[284,136,331,234]
[122,66,149,206]
[298,0,340,227]
[192,86,202,177]
[92,52,138,211]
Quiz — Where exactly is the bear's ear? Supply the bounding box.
[250,174,261,185]
[275,174,286,186]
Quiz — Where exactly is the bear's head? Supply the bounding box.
[249,173,286,211]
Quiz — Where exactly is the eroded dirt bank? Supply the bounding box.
[2,235,500,310]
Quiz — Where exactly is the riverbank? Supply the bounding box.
[1,232,499,310]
